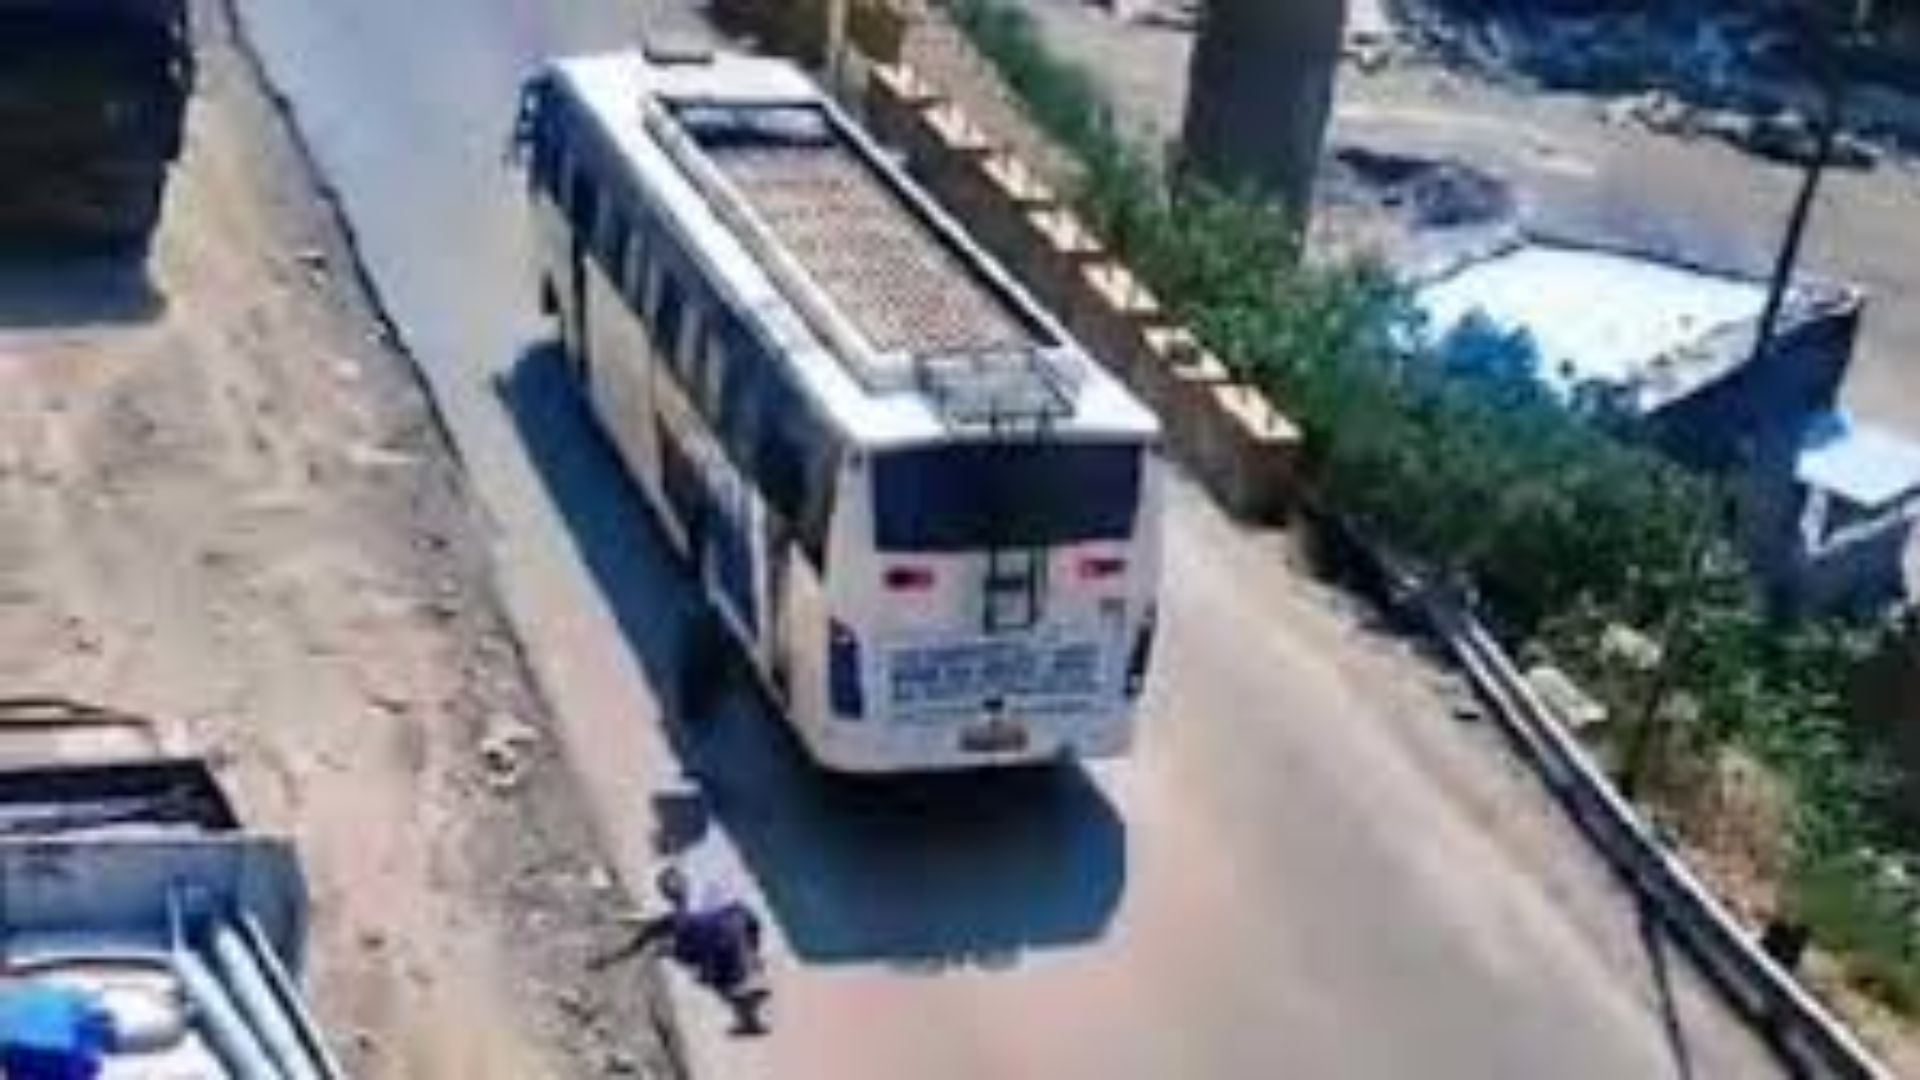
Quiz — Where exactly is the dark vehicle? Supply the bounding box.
[0,0,193,255]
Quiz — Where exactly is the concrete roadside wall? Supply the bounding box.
[866,61,1303,522]
[711,0,913,68]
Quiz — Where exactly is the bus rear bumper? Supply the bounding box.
[802,711,1135,775]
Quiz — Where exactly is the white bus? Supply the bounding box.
[514,48,1162,773]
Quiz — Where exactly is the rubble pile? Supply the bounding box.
[1395,0,1920,163]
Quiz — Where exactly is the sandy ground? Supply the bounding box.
[0,5,675,1078]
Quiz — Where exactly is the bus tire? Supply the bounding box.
[538,274,559,317]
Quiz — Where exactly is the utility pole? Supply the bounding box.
[1744,41,1846,376]
[1619,10,1858,800]
[825,0,850,96]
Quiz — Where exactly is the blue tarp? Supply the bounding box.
[0,984,113,1080]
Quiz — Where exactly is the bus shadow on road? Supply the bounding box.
[498,342,1128,968]
[667,701,1128,969]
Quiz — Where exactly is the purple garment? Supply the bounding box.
[671,903,761,990]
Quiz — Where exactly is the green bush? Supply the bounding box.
[1794,853,1920,1012]
[950,0,1920,1012]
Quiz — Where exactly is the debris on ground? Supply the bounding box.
[1326,144,1516,229]
[1600,89,1882,170]
[1093,0,1196,31]
[1397,0,1920,164]
[1345,32,1402,76]
[479,711,542,792]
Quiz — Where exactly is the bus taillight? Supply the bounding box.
[1078,555,1127,582]
[829,621,865,719]
[884,565,937,592]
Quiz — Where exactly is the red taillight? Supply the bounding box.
[1078,555,1127,582]
[885,565,937,592]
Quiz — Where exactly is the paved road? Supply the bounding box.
[230,2,1782,1076]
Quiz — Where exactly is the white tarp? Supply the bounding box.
[1416,243,1767,397]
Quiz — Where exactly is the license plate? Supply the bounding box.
[959,717,1030,754]
[891,640,1105,708]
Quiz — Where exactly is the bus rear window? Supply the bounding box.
[873,443,1142,552]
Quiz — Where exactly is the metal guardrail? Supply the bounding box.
[1363,547,1895,1080]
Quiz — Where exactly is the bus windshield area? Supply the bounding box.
[872,443,1141,553]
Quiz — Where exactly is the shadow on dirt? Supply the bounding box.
[0,254,165,328]
[496,341,1128,968]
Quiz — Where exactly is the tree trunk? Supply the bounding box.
[1179,0,1347,227]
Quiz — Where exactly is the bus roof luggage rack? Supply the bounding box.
[914,347,1073,431]
[647,92,1070,399]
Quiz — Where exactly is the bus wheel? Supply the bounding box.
[538,275,559,317]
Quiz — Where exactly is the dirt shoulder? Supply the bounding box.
[0,3,676,1077]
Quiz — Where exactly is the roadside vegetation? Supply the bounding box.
[951,0,1920,1016]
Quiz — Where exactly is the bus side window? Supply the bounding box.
[596,208,630,279]
[639,257,662,327]
[529,92,560,193]
[673,308,704,387]
[565,160,598,236]
[530,103,561,192]
[697,318,730,423]
[652,270,686,367]
[793,420,838,567]
[720,377,761,474]
[622,218,649,312]
[755,369,835,567]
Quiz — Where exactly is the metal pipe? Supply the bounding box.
[238,916,347,1079]
[210,920,326,1080]
[174,946,285,1080]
